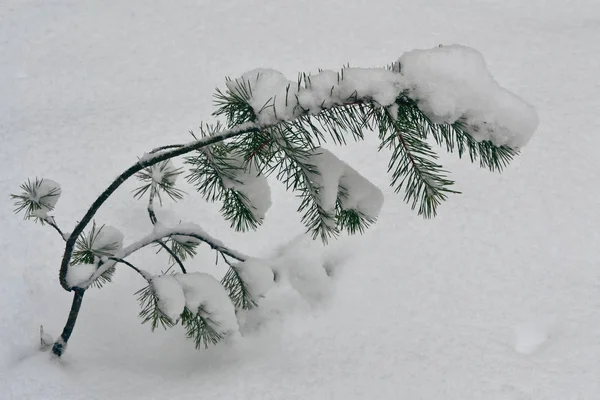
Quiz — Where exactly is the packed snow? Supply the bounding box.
[150,275,186,323]
[227,45,538,149]
[174,273,240,336]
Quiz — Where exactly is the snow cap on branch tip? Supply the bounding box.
[398,44,538,147]
[92,225,124,255]
[11,178,62,220]
[227,45,537,148]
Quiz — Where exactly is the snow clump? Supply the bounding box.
[174,273,239,337]
[150,275,186,323]
[227,45,538,148]
[307,147,384,220]
[221,153,272,221]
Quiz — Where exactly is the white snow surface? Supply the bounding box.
[150,275,186,323]
[307,147,384,218]
[174,273,239,336]
[2,1,600,399]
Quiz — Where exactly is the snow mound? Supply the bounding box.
[271,235,331,303]
[174,273,239,336]
[513,316,557,355]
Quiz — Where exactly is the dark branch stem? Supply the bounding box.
[108,257,147,279]
[157,242,187,274]
[246,138,271,161]
[52,288,85,357]
[58,124,260,291]
[147,187,158,225]
[45,217,66,241]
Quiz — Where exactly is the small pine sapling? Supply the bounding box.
[10,45,538,358]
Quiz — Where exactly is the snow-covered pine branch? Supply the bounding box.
[10,44,538,358]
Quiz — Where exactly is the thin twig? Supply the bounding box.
[108,257,147,278]
[45,217,66,241]
[147,186,187,274]
[157,241,187,274]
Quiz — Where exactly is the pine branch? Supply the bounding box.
[80,225,248,289]
[267,125,340,242]
[144,186,188,274]
[335,185,377,234]
[58,123,260,292]
[185,129,264,232]
[133,160,185,205]
[136,284,177,331]
[44,216,66,240]
[375,104,458,218]
[10,178,61,222]
[70,221,121,289]
[43,57,529,357]
[221,262,257,310]
[393,97,518,172]
[155,241,188,274]
[180,308,224,349]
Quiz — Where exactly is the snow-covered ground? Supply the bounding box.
[2,0,599,398]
